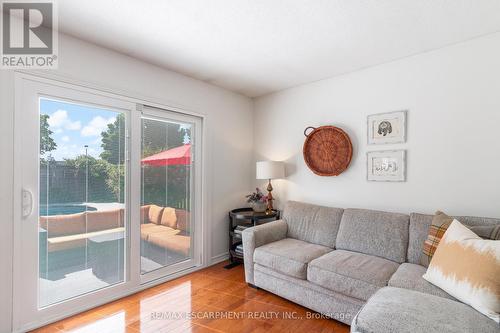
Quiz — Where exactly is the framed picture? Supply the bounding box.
[367,110,407,144]
[367,150,406,182]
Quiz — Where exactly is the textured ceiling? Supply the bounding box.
[55,0,500,97]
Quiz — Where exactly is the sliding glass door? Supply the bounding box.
[38,97,126,307]
[14,78,134,329]
[139,107,201,282]
[14,76,203,331]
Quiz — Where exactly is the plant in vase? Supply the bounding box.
[246,188,268,213]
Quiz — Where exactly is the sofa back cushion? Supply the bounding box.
[283,201,344,248]
[39,212,86,237]
[86,209,124,233]
[408,212,500,264]
[336,208,409,263]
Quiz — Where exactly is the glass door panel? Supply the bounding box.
[140,116,192,274]
[14,76,201,331]
[38,97,126,307]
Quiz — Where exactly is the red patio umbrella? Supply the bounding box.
[141,144,191,166]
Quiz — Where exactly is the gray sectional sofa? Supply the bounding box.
[242,201,500,333]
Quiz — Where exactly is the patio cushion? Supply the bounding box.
[40,212,86,237]
[175,209,190,232]
[308,250,399,300]
[47,238,86,252]
[388,263,455,300]
[160,207,177,228]
[140,223,180,240]
[47,227,125,252]
[253,238,332,279]
[148,205,164,224]
[86,209,124,233]
[147,232,191,256]
[140,205,151,224]
[336,208,409,263]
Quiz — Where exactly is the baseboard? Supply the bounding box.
[210,252,229,264]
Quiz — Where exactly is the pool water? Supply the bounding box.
[40,204,97,216]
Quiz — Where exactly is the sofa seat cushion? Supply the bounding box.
[388,263,455,300]
[308,250,399,300]
[253,238,332,279]
[351,287,499,333]
[140,223,179,240]
[147,232,191,256]
[254,263,364,325]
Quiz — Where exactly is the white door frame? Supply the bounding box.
[12,73,208,332]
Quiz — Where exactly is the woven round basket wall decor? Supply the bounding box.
[303,126,353,176]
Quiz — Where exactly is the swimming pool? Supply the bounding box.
[40,204,97,216]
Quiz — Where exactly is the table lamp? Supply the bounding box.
[256,161,285,214]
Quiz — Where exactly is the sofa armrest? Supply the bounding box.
[242,219,288,285]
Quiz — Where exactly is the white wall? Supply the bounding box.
[254,32,500,218]
[2,22,500,333]
[0,33,253,333]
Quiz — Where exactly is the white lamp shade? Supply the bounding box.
[256,161,285,180]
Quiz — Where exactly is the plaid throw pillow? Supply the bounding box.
[421,211,500,267]
[421,211,452,267]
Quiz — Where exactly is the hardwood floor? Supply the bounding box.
[30,261,350,333]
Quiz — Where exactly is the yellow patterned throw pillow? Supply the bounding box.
[423,219,500,323]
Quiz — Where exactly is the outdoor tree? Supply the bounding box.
[141,119,190,157]
[100,113,126,165]
[58,115,190,205]
[40,114,57,155]
[64,155,123,202]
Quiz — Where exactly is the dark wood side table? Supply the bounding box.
[225,208,280,269]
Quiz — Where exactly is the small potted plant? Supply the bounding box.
[246,188,268,213]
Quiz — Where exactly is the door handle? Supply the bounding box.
[22,188,33,218]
